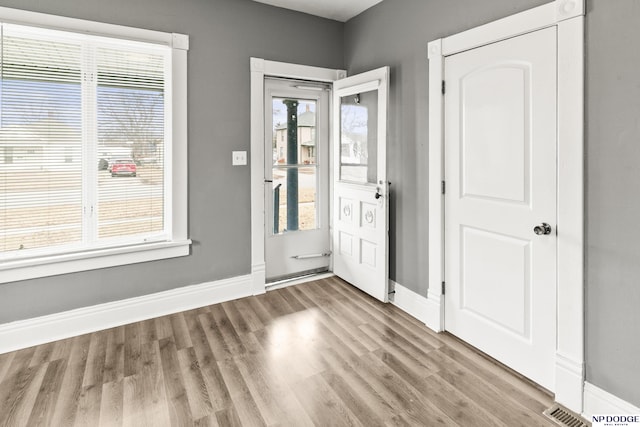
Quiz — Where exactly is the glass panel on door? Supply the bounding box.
[339,90,378,184]
[271,98,318,234]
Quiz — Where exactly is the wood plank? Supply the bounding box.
[322,368,388,427]
[25,358,67,427]
[194,413,221,427]
[233,351,313,426]
[158,337,193,424]
[102,326,125,384]
[354,352,454,424]
[83,330,108,387]
[73,383,102,427]
[230,298,265,332]
[49,334,92,427]
[0,351,16,383]
[208,304,247,358]
[292,373,363,427]
[2,347,36,383]
[214,405,244,427]
[182,310,232,412]
[220,301,252,336]
[177,347,213,419]
[98,380,124,427]
[29,342,56,368]
[170,312,193,350]
[123,323,142,378]
[122,341,170,427]
[0,363,48,427]
[154,315,174,341]
[199,311,233,361]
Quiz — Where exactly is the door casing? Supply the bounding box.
[427,0,584,413]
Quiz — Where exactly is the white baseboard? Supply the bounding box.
[424,289,444,332]
[0,274,254,355]
[554,351,585,413]
[583,382,640,419]
[251,262,266,295]
[390,280,433,326]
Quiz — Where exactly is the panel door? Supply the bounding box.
[444,28,557,390]
[333,67,389,302]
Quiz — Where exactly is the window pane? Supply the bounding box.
[0,28,83,255]
[339,90,378,183]
[272,99,316,166]
[96,47,165,240]
[272,166,317,234]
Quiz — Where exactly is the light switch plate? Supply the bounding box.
[232,151,247,166]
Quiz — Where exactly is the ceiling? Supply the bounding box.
[252,0,384,22]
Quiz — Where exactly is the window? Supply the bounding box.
[0,8,189,283]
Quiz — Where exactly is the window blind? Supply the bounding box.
[96,46,166,242]
[0,23,170,260]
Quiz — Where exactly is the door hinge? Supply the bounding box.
[442,80,446,95]
[441,180,446,195]
[442,281,446,295]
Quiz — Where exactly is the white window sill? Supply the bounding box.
[0,240,192,284]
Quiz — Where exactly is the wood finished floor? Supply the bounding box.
[0,277,556,427]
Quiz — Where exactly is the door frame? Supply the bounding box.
[249,58,346,294]
[427,0,584,413]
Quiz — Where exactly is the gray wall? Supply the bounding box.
[344,0,640,408]
[585,0,640,407]
[0,0,344,323]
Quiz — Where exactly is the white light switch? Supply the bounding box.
[232,151,247,166]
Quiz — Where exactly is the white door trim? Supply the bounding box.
[427,0,584,413]
[250,58,346,294]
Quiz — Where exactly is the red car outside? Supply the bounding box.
[111,159,137,177]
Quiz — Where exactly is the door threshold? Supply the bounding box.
[265,271,334,291]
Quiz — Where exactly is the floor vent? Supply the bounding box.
[543,405,591,427]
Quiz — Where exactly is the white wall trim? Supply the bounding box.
[583,382,640,419]
[0,5,187,47]
[389,280,431,326]
[251,262,267,295]
[427,0,585,413]
[0,274,255,355]
[556,351,586,411]
[249,58,345,291]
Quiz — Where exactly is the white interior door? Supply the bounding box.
[332,67,389,302]
[444,28,557,390]
[264,78,330,282]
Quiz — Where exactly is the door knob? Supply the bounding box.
[374,186,383,199]
[533,223,552,235]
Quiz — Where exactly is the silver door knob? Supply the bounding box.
[533,223,552,235]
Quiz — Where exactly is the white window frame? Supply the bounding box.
[427,0,584,413]
[0,6,190,284]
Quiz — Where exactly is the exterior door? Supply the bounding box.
[333,67,389,302]
[264,78,330,282]
[444,28,557,390]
